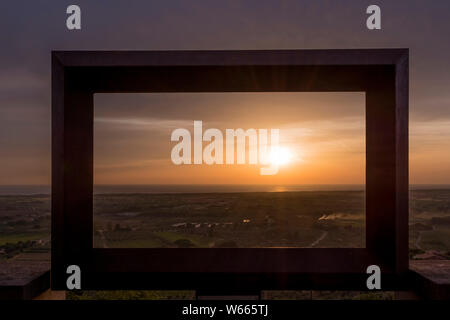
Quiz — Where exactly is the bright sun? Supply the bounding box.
[270,146,293,166]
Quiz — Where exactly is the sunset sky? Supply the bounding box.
[94,93,365,185]
[1,1,450,185]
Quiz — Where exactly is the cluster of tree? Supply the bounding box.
[6,219,29,227]
[431,216,450,225]
[103,222,132,232]
[172,239,239,248]
[173,239,195,248]
[0,240,34,258]
[212,240,238,248]
[113,223,132,232]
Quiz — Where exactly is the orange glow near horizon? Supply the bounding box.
[93,92,366,186]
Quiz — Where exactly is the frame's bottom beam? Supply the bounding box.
[52,271,411,292]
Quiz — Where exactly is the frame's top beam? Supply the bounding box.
[53,49,408,67]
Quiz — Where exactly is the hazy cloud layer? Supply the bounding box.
[1,1,450,184]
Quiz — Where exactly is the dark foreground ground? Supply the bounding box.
[1,189,449,299]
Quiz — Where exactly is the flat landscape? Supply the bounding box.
[92,191,365,249]
[1,188,449,300]
[0,189,449,259]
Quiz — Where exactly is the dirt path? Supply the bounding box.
[415,225,436,251]
[311,231,328,247]
[98,229,109,248]
[415,231,423,250]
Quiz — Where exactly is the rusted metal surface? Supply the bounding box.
[52,49,409,291]
[409,260,450,300]
[0,259,50,300]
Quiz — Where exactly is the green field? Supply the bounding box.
[1,189,449,300]
[92,191,367,249]
[1,189,450,260]
[0,232,49,246]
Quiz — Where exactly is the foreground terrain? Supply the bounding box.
[1,189,449,257]
[1,189,449,299]
[92,191,365,249]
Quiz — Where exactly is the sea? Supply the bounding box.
[0,184,449,195]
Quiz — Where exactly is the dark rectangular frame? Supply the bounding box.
[52,49,409,291]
